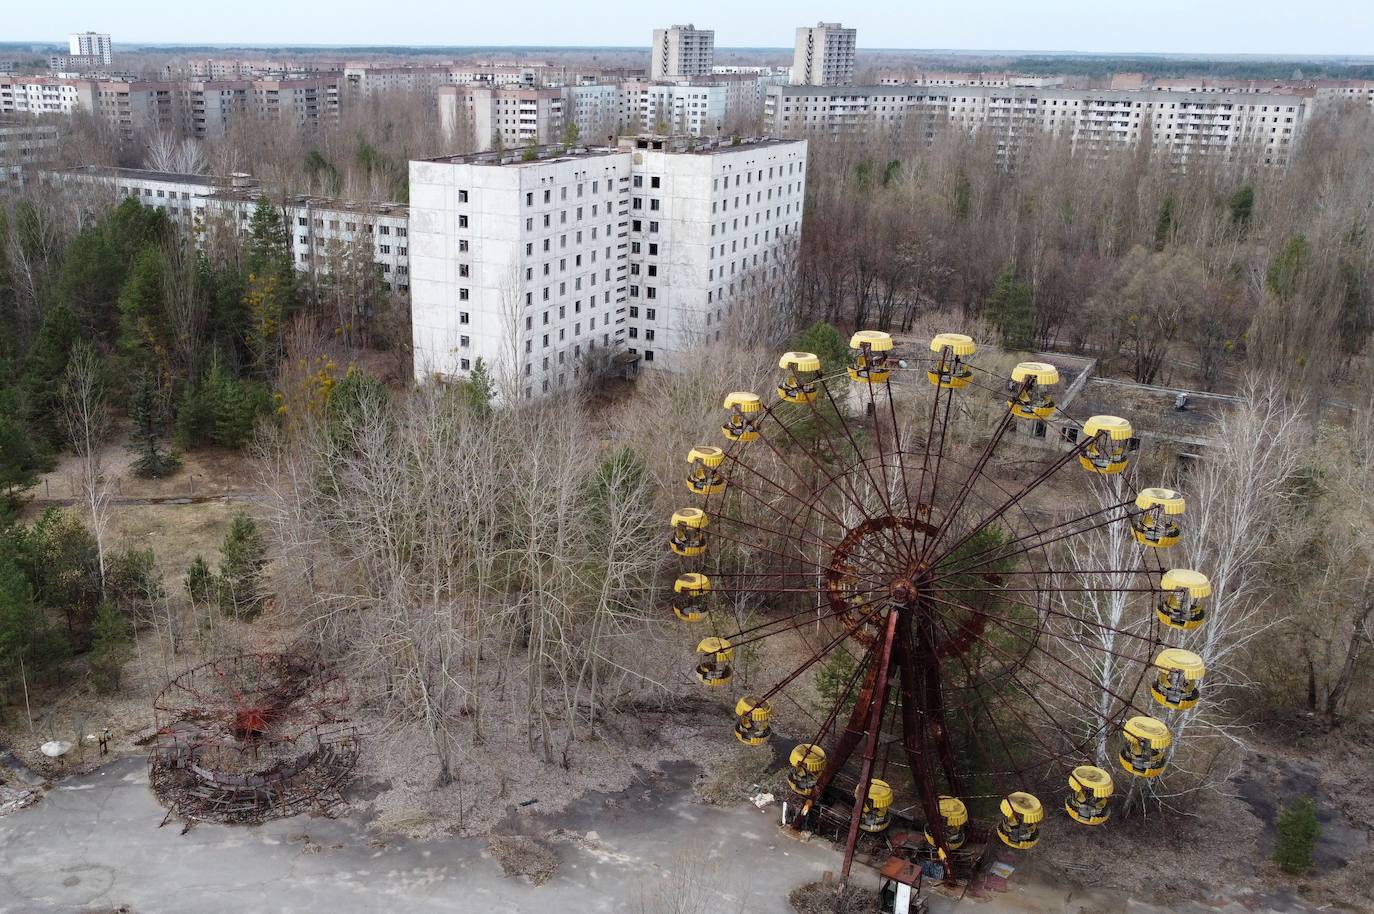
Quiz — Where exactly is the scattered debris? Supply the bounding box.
[788,878,881,914]
[0,785,40,816]
[147,652,360,827]
[488,834,560,885]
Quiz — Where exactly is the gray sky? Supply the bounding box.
[18,0,1372,55]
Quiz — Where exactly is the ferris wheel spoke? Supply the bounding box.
[932,506,1145,582]
[733,602,888,714]
[928,456,1121,577]
[714,591,889,650]
[808,378,913,561]
[913,382,958,558]
[929,604,1118,770]
[918,392,1027,565]
[924,605,1076,780]
[759,395,879,522]
[934,589,1159,721]
[922,585,1160,661]
[928,497,1136,579]
[710,505,858,567]
[721,445,851,533]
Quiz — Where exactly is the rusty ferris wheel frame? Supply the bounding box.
[669,333,1211,884]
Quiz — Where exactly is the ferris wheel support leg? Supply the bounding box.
[895,619,956,878]
[914,610,965,801]
[839,608,902,883]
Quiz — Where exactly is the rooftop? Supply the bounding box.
[1073,377,1237,445]
[422,134,800,168]
[53,165,223,187]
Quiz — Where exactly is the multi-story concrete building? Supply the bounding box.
[765,84,1312,167]
[70,32,112,66]
[408,134,807,393]
[343,65,452,98]
[0,77,91,115]
[651,25,715,79]
[43,165,411,291]
[0,117,60,192]
[792,22,857,87]
[49,55,107,74]
[2,75,340,140]
[438,85,566,152]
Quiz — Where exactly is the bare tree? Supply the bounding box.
[60,341,115,589]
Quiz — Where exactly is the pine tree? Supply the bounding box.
[218,513,267,618]
[0,543,67,705]
[129,376,179,478]
[1274,797,1320,874]
[0,387,41,522]
[89,599,132,694]
[184,554,216,606]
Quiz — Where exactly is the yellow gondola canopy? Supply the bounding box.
[687,445,725,467]
[1124,715,1173,749]
[778,351,822,372]
[1155,647,1206,680]
[1070,765,1115,798]
[674,572,710,593]
[790,744,826,772]
[930,332,977,356]
[1084,415,1134,440]
[697,637,732,659]
[1136,487,1186,514]
[1161,568,1211,598]
[671,507,708,529]
[723,391,762,412]
[937,795,969,826]
[850,330,894,351]
[1011,361,1059,385]
[1002,791,1044,823]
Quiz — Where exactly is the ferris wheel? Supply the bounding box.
[667,332,1212,883]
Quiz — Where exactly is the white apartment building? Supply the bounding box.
[343,65,451,97]
[792,23,857,87]
[0,118,60,192]
[43,166,410,292]
[651,25,715,79]
[408,134,807,394]
[70,32,112,66]
[438,86,566,152]
[765,85,1313,166]
[567,84,620,141]
[616,82,727,136]
[447,66,540,88]
[1,75,340,140]
[0,77,90,115]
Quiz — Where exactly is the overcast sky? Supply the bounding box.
[17,0,1372,56]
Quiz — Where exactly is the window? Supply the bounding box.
[460,358,471,370]
[644,350,654,362]
[459,288,470,301]
[646,287,657,299]
[379,225,390,235]
[629,306,639,318]
[646,308,656,320]
[460,335,470,348]
[380,244,391,254]
[460,312,470,325]
[458,215,468,228]
[458,190,468,203]
[645,329,655,341]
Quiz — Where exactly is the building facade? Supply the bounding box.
[408,135,807,394]
[438,85,567,152]
[1,74,341,140]
[651,25,715,79]
[43,166,410,292]
[792,23,857,87]
[765,84,1312,166]
[70,32,112,66]
[0,118,60,192]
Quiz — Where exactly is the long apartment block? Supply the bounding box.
[765,84,1311,165]
[42,166,410,291]
[409,135,807,396]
